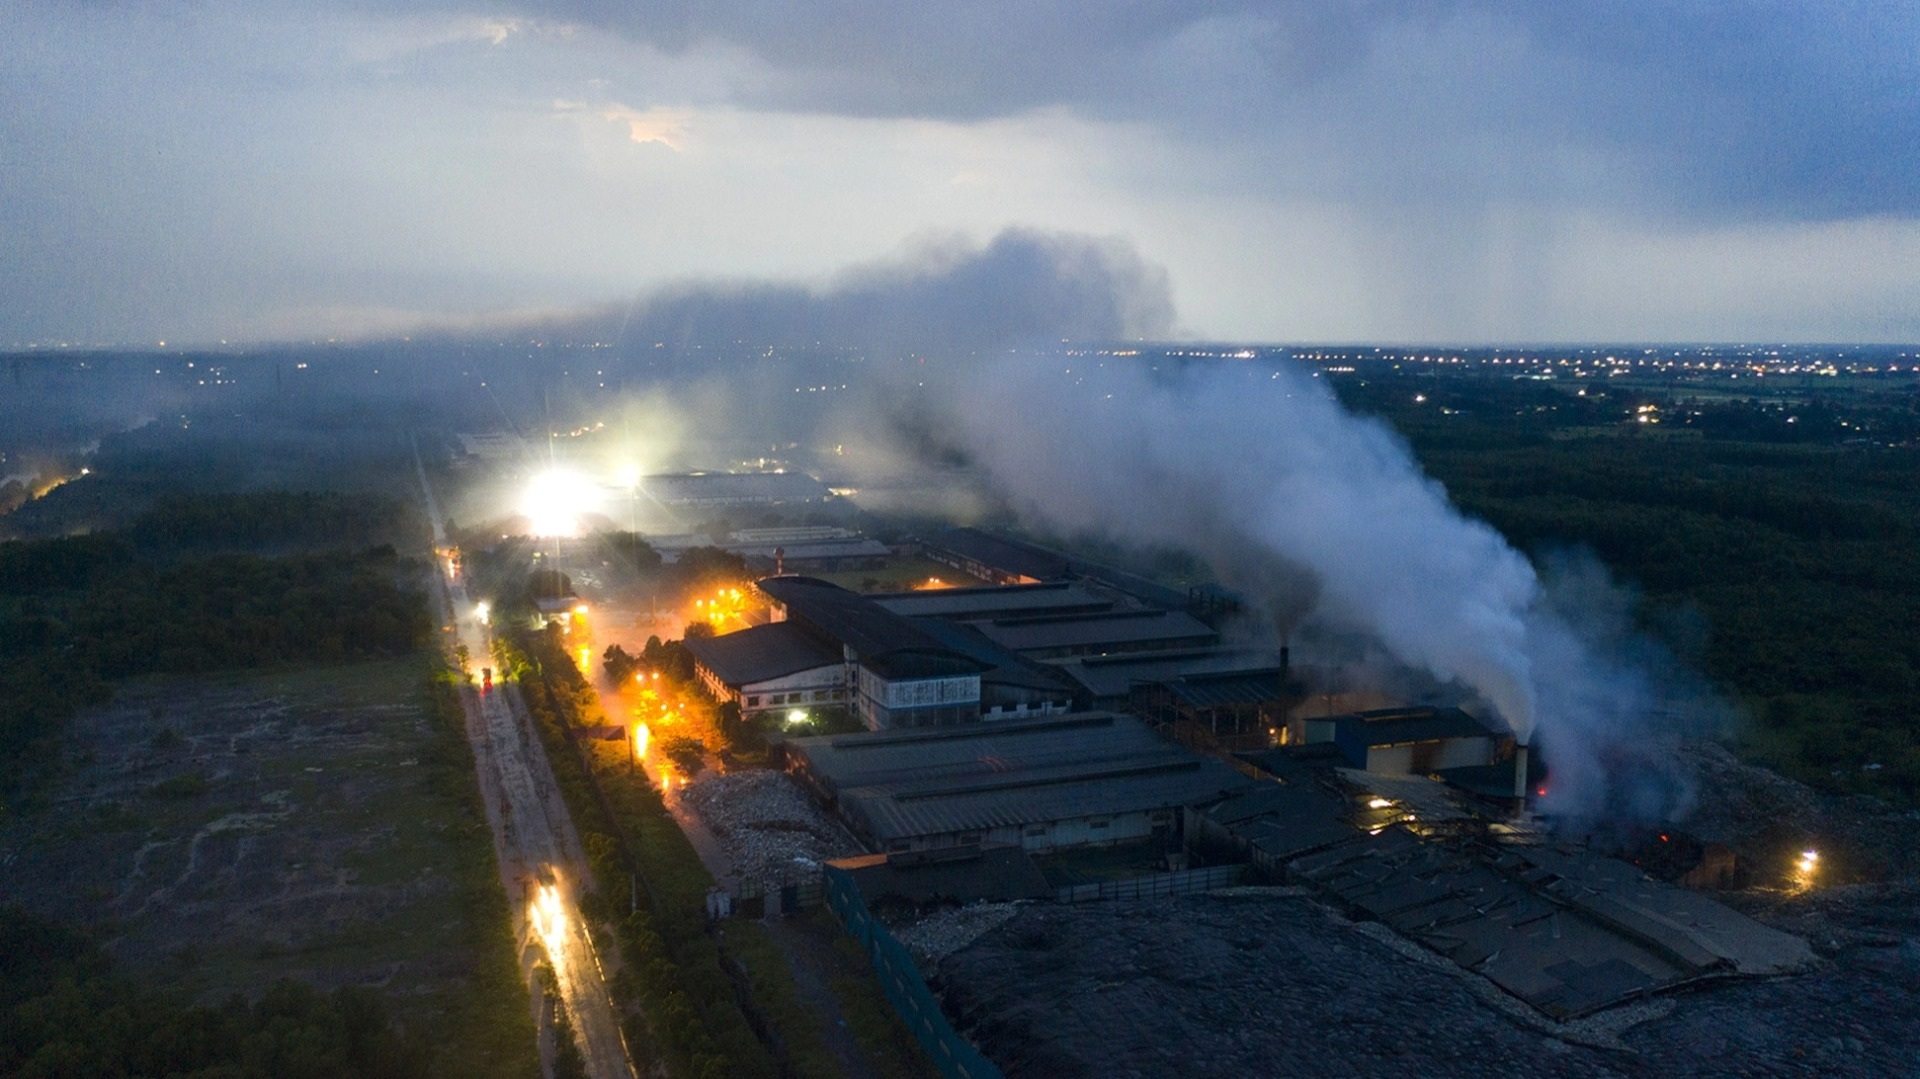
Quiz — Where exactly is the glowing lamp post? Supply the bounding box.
[518,468,603,539]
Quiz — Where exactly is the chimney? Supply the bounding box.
[774,546,785,576]
[1513,743,1530,803]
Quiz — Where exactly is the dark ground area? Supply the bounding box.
[937,743,1920,1079]
[939,889,1920,1079]
[0,662,494,1015]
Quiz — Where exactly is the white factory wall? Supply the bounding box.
[1365,736,1493,775]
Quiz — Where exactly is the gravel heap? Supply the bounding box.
[680,769,863,894]
[889,902,1024,962]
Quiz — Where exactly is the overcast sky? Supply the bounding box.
[4,0,1918,347]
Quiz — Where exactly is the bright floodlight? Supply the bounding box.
[520,468,602,537]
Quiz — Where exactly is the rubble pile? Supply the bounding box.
[681,769,862,893]
[890,902,1023,962]
[940,892,1920,1079]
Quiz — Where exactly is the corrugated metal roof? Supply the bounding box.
[758,576,959,663]
[684,621,842,686]
[843,758,1251,842]
[1050,648,1280,699]
[925,527,1069,581]
[871,582,1115,620]
[909,618,1078,695]
[1334,706,1497,747]
[792,712,1165,791]
[976,609,1218,654]
[790,711,1253,842]
[1162,671,1284,708]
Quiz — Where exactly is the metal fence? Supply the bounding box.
[1054,862,1246,904]
[732,876,825,918]
[824,866,1005,1079]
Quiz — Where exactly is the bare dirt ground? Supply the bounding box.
[0,661,491,1022]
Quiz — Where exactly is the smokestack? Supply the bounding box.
[1513,743,1530,803]
[774,546,785,576]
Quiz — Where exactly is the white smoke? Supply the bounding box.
[938,355,1719,821]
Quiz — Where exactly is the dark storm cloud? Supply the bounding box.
[502,0,1920,220]
[579,228,1174,354]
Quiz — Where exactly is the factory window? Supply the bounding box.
[887,841,911,852]
[746,696,761,707]
[1025,825,1048,837]
[1149,810,1172,823]
[1088,818,1110,829]
[959,833,982,845]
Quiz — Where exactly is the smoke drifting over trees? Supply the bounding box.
[930,357,1722,823]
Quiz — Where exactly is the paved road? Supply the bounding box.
[414,440,637,1079]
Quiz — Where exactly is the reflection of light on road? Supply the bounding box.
[632,722,649,760]
[530,880,570,975]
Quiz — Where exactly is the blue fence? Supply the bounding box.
[823,866,1005,1079]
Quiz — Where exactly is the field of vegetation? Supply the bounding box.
[0,658,537,1079]
[0,486,532,1078]
[1331,367,1920,803]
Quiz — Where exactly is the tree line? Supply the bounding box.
[1334,373,1920,802]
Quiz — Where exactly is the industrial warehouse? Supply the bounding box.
[656,528,1829,1042]
[786,712,1253,853]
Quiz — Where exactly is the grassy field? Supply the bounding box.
[0,656,537,1078]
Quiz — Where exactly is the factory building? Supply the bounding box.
[643,526,890,571]
[786,712,1255,853]
[1327,707,1504,775]
[699,573,1299,733]
[759,576,989,729]
[683,622,848,719]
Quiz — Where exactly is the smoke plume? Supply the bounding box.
[597,228,1175,357]
[937,356,1721,823]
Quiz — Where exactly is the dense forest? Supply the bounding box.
[1329,368,1920,802]
[126,490,428,557]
